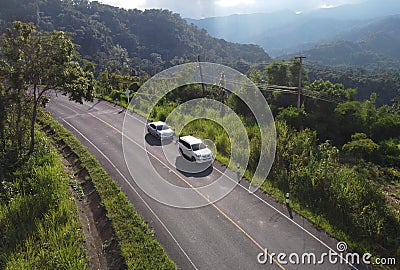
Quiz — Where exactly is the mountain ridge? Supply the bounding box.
[282,15,400,69]
[186,0,400,58]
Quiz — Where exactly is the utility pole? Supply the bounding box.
[125,89,131,111]
[295,56,306,111]
[197,55,206,97]
[219,72,226,125]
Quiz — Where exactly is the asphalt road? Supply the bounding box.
[46,94,357,270]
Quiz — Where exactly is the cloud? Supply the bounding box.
[215,0,256,8]
[96,0,364,18]
[320,4,336,8]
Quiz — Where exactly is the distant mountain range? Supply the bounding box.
[187,11,361,56]
[186,0,400,67]
[285,15,400,69]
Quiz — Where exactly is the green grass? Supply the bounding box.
[38,110,176,270]
[0,131,89,270]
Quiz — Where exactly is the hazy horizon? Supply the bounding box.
[96,0,365,18]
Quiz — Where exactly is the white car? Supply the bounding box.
[178,136,213,163]
[147,121,174,140]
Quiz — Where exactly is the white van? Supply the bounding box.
[178,136,213,163]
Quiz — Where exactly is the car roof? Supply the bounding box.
[180,135,203,145]
[150,121,167,126]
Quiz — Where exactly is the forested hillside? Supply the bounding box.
[187,6,400,106]
[273,13,399,105]
[306,64,400,106]
[0,0,270,76]
[290,15,400,69]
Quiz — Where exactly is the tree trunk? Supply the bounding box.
[0,92,6,152]
[16,88,23,155]
[29,85,38,155]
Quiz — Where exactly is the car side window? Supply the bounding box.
[179,138,191,149]
[183,141,190,149]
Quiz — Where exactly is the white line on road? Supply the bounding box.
[86,112,286,270]
[103,101,358,269]
[54,97,357,269]
[102,101,343,258]
[62,118,200,270]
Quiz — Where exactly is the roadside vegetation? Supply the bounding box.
[38,111,176,270]
[0,21,175,269]
[0,21,91,269]
[0,130,89,269]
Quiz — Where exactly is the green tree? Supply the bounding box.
[1,21,94,154]
[370,105,400,142]
[276,106,307,130]
[342,133,380,162]
[306,79,356,101]
[391,95,400,113]
[265,60,289,86]
[378,139,400,166]
[334,101,368,145]
[265,58,307,87]
[0,83,7,153]
[287,57,307,87]
[247,68,265,84]
[303,79,356,143]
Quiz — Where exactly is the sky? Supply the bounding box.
[96,0,364,18]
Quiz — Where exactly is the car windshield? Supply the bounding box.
[192,143,206,151]
[157,125,169,131]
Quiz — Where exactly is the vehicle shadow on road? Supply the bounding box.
[145,134,174,146]
[88,99,102,111]
[175,156,213,178]
[145,133,161,146]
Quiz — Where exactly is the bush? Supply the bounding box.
[215,134,230,157]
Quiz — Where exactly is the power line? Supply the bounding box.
[201,73,346,104]
[301,91,343,104]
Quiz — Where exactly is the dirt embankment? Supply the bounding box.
[40,124,126,270]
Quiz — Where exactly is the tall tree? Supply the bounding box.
[392,95,400,113]
[265,60,289,86]
[1,21,94,154]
